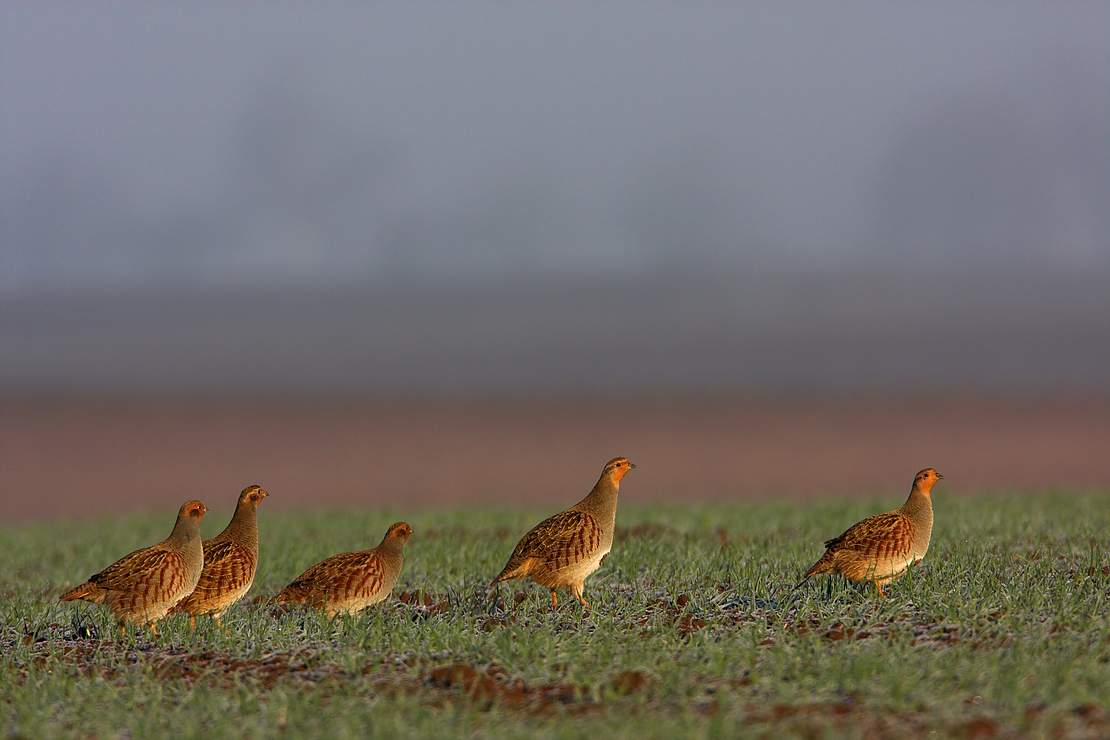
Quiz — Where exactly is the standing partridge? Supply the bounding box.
[491,456,635,609]
[798,467,943,596]
[60,500,207,634]
[271,522,413,618]
[170,485,267,629]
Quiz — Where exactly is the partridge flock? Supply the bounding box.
[169,485,268,629]
[59,459,945,635]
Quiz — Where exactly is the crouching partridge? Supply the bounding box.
[271,522,413,617]
[60,500,207,635]
[491,456,635,609]
[798,467,943,596]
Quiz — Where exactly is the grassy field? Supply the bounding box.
[2,493,1108,738]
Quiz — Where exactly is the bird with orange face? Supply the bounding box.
[798,467,944,596]
[60,500,208,635]
[491,456,636,609]
[271,522,414,618]
[171,485,268,630]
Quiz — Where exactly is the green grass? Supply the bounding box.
[2,493,1109,738]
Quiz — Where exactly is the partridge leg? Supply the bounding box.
[550,590,558,609]
[213,613,231,635]
[188,614,197,631]
[571,583,591,610]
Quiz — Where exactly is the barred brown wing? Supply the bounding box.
[90,547,180,593]
[511,510,602,570]
[193,539,256,596]
[282,551,384,604]
[829,512,914,560]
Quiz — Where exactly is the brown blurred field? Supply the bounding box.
[3,395,1108,521]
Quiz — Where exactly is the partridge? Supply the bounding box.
[491,456,635,609]
[798,467,943,596]
[271,522,413,617]
[170,485,267,629]
[60,500,207,634]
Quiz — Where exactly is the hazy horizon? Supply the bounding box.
[3,268,1108,395]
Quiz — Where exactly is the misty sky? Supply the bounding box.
[2,4,1110,394]
[3,2,1109,295]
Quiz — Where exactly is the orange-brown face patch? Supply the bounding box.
[913,468,943,494]
[609,459,635,482]
[388,522,413,540]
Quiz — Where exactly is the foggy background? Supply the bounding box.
[2,4,1109,517]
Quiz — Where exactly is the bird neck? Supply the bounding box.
[167,517,200,547]
[901,485,934,524]
[576,474,620,519]
[222,503,259,551]
[378,536,406,559]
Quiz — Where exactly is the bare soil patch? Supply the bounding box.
[6,626,1106,735]
[4,396,1109,521]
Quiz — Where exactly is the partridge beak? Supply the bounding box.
[937,472,944,479]
[629,463,638,469]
